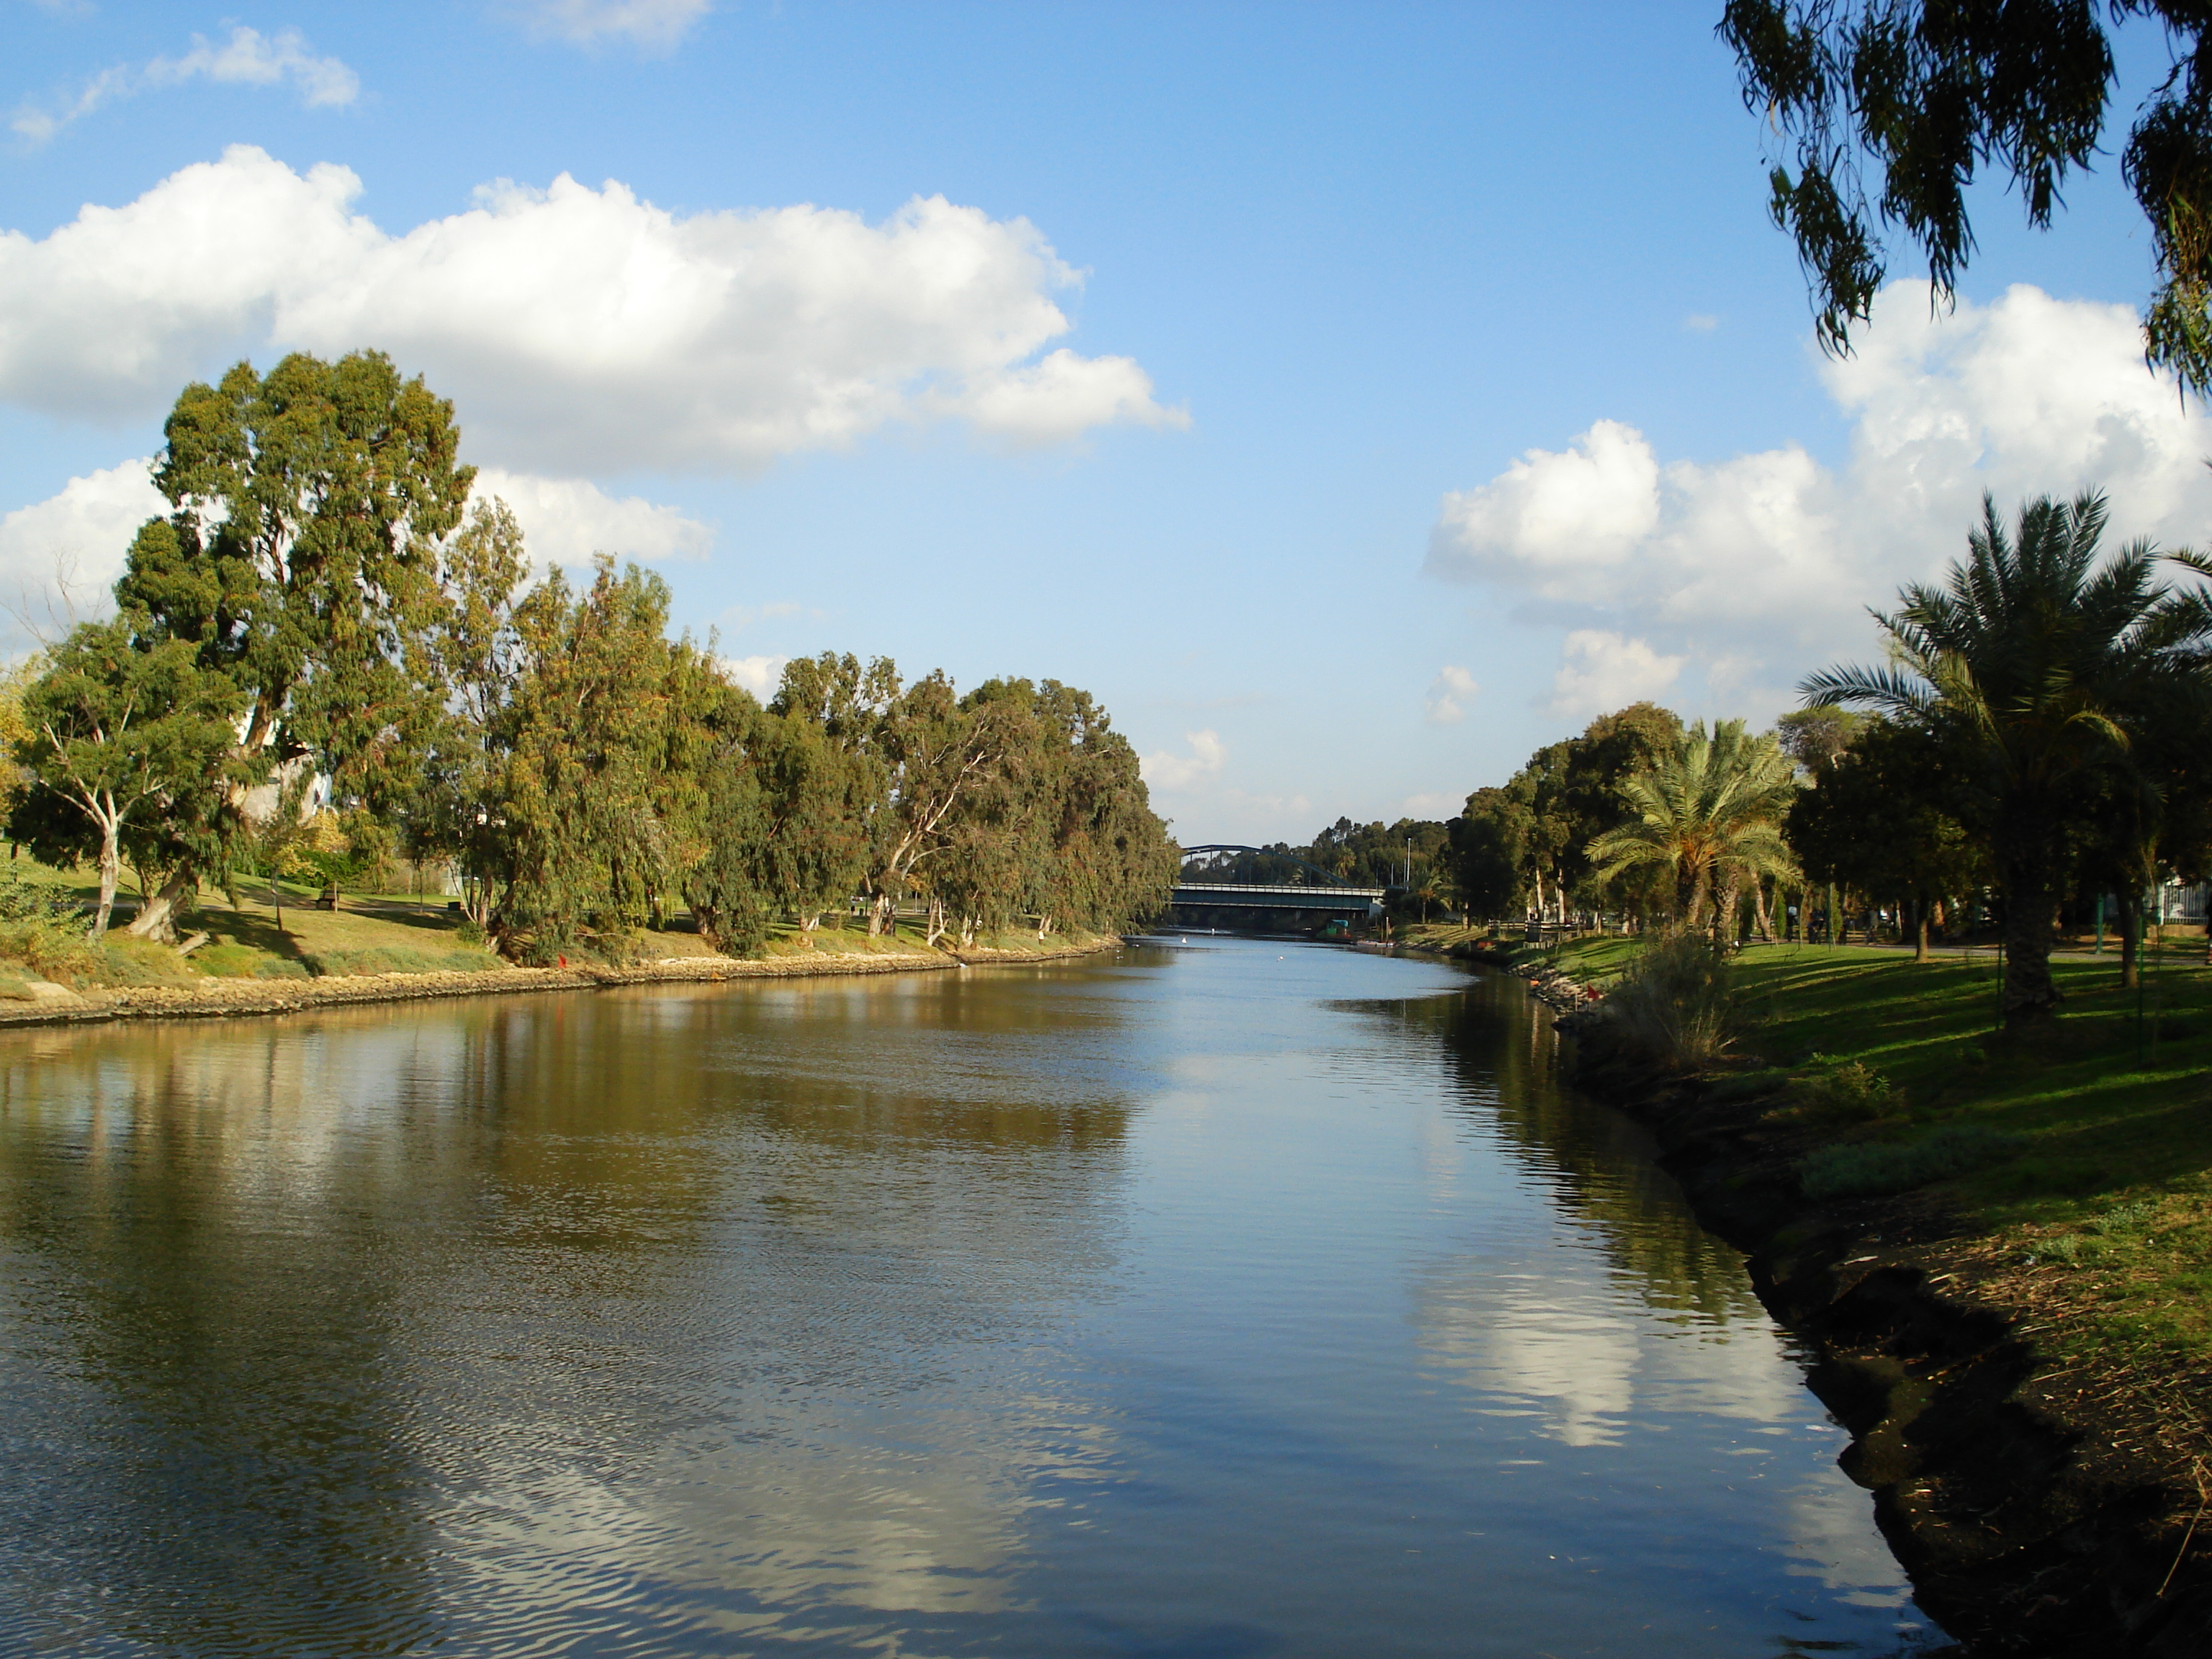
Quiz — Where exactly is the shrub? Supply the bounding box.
[192,943,313,980]
[1791,1057,1903,1124]
[1798,1123,2023,1200]
[94,936,200,987]
[2090,1200,2157,1236]
[299,947,500,978]
[1598,932,1743,1069]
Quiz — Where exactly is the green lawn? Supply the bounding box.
[1548,932,2212,1375]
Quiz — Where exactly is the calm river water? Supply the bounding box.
[0,939,1946,1657]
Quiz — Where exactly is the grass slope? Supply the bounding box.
[1552,933,2212,1378]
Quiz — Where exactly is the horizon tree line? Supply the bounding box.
[4,350,1179,961]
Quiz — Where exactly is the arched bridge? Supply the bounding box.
[1166,845,1385,927]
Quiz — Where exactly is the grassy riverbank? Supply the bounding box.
[0,859,1119,1001]
[1440,927,2212,1650]
[1530,931,2212,1403]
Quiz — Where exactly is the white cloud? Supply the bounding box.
[1140,729,1227,792]
[1682,313,1718,333]
[472,467,711,567]
[1398,791,1466,819]
[0,458,162,639]
[1423,664,1479,725]
[12,27,358,145]
[0,456,710,649]
[516,0,712,49]
[721,601,799,631]
[0,146,1186,474]
[1434,418,1660,580]
[1427,282,2212,718]
[1545,630,1684,721]
[720,654,788,698]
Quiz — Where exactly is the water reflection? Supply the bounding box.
[0,945,1941,1656]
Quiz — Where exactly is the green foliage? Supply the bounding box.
[1798,1124,2023,1201]
[1719,4,2212,394]
[1598,932,1743,1069]
[8,617,249,933]
[21,355,1174,966]
[1802,492,2212,1021]
[1587,718,1797,931]
[1448,702,1685,922]
[1786,717,1988,950]
[1789,1056,1902,1125]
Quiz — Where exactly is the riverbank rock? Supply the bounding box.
[0,937,1126,1031]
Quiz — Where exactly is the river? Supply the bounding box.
[0,938,1946,1657]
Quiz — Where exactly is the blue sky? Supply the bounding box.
[3,1,2205,842]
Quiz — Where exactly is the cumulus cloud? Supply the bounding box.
[516,0,712,49]
[720,654,789,698]
[472,468,711,567]
[1545,630,1685,721]
[1423,665,1479,725]
[1140,729,1227,792]
[0,456,707,644]
[0,458,162,635]
[0,146,1185,474]
[12,27,358,145]
[1428,282,2212,717]
[1398,791,1467,819]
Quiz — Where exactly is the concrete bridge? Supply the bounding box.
[1166,845,1385,930]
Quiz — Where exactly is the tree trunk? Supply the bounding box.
[1998,826,2062,1025]
[1712,874,1741,945]
[1752,878,1775,944]
[1914,896,1931,963]
[926,895,945,950]
[2118,887,2142,991]
[92,812,121,938]
[868,891,894,937]
[123,868,194,943]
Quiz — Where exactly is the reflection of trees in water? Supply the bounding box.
[1337,976,1760,1326]
[0,1022,451,1655]
[0,973,1140,1650]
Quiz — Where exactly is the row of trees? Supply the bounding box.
[1444,492,2212,1028]
[6,351,1178,960]
[1180,817,1455,915]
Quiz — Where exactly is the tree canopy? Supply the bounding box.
[1722,1,2212,393]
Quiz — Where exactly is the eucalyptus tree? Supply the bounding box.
[404,498,529,926]
[765,653,896,930]
[495,559,723,958]
[1586,719,1799,936]
[8,619,246,935]
[1722,1,2212,392]
[1802,493,2212,1023]
[109,349,475,938]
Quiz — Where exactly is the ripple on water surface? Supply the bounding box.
[0,940,1944,1656]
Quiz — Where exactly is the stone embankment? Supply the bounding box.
[0,937,1125,1030]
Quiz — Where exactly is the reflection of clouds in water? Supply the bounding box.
[1776,1458,1921,1608]
[1419,1267,1637,1447]
[1413,1231,1915,1606]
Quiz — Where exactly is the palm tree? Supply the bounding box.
[1588,719,1799,937]
[1801,492,2210,1025]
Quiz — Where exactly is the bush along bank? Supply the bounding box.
[1541,935,2212,1658]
